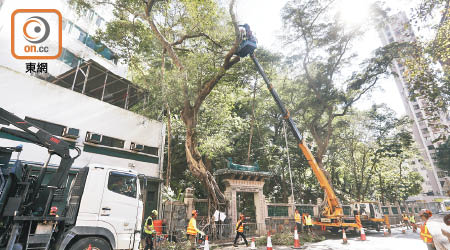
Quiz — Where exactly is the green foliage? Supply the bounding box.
[328,105,423,203]
[70,0,430,205]
[159,239,191,250]
[399,0,450,138]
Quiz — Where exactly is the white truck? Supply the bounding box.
[0,108,144,250]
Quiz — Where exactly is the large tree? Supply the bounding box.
[281,0,399,186]
[329,105,423,203]
[72,0,246,208]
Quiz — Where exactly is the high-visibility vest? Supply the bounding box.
[355,215,362,228]
[420,221,433,243]
[295,213,301,223]
[144,216,154,235]
[236,220,244,232]
[187,218,199,236]
[410,216,416,224]
[305,215,312,226]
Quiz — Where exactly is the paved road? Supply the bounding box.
[220,227,428,250]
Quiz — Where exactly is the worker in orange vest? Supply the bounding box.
[187,210,204,250]
[233,214,248,247]
[403,213,411,229]
[419,209,435,250]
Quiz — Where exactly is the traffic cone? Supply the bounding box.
[204,235,209,250]
[402,225,406,234]
[250,237,257,249]
[342,229,348,244]
[292,226,301,249]
[267,231,273,250]
[383,226,388,237]
[360,227,366,241]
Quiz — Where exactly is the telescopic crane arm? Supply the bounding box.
[236,25,343,218]
[0,107,78,188]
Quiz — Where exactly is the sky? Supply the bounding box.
[236,0,426,117]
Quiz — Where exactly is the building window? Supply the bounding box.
[142,146,159,156]
[64,19,117,65]
[96,16,104,27]
[87,10,95,21]
[59,48,81,68]
[100,135,125,149]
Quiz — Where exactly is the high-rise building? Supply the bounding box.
[377,12,449,195]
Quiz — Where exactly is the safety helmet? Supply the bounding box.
[192,210,198,215]
[419,209,432,218]
[152,210,158,216]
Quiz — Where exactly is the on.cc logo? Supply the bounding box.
[11,9,62,59]
[23,16,50,44]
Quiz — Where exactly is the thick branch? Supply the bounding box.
[145,15,184,70]
[171,33,222,48]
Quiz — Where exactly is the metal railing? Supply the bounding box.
[142,222,268,249]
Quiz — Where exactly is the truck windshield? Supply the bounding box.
[107,171,137,198]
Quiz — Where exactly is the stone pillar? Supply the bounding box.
[231,188,237,228]
[184,188,195,219]
[254,188,267,234]
[313,205,319,217]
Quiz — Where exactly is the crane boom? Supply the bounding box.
[249,54,343,217]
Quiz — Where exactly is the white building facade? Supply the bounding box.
[0,0,164,218]
[377,12,449,195]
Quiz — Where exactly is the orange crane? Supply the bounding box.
[236,24,362,230]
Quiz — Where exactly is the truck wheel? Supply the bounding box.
[69,237,111,250]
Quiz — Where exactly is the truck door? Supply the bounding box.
[100,171,139,249]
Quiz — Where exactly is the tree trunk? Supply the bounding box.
[165,105,172,187]
[246,83,257,165]
[182,104,226,209]
[280,163,288,203]
[145,0,240,210]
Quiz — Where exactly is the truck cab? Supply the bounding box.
[351,201,385,231]
[60,164,144,250]
[0,152,143,250]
